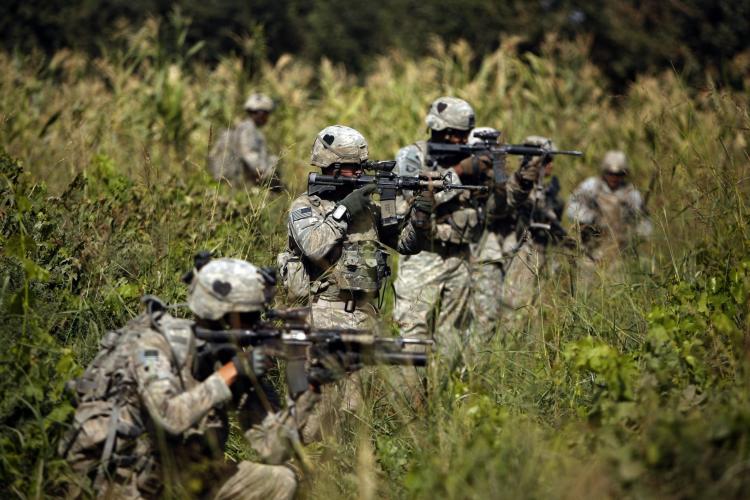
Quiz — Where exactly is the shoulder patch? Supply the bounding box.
[291,207,313,221]
[138,349,161,370]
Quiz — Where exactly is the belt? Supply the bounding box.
[313,296,376,313]
[431,242,470,259]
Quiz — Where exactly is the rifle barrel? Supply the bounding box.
[373,352,428,366]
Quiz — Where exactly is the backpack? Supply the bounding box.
[58,318,148,480]
[208,128,243,182]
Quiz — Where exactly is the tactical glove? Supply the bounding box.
[338,184,376,217]
[232,349,273,379]
[411,190,434,229]
[517,156,543,183]
[414,190,434,214]
[457,154,492,180]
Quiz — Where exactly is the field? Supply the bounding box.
[2,20,750,499]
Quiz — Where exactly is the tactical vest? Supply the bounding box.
[330,240,390,293]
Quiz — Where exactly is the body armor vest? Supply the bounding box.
[330,240,390,293]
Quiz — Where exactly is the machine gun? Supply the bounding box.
[308,160,488,226]
[194,307,432,397]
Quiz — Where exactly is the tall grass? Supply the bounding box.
[1,15,749,499]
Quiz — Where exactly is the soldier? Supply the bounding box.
[468,132,556,334]
[392,101,545,349]
[566,150,652,265]
[392,97,480,352]
[208,92,282,190]
[278,125,431,432]
[60,257,319,500]
[279,124,430,330]
[500,136,570,324]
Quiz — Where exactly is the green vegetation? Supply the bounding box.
[1,21,750,498]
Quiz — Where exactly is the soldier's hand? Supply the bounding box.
[456,154,492,180]
[414,190,434,214]
[517,157,543,183]
[232,349,272,380]
[338,184,376,217]
[307,354,348,387]
[410,190,434,229]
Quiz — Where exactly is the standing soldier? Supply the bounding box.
[278,125,431,432]
[209,92,282,190]
[566,150,652,266]
[392,97,480,353]
[500,136,570,324]
[280,124,430,329]
[467,132,556,334]
[59,257,321,499]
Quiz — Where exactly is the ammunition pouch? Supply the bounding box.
[436,207,479,245]
[277,250,310,303]
[331,240,390,293]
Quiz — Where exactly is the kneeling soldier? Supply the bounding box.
[60,257,319,500]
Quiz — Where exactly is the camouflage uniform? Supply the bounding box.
[566,150,652,266]
[497,136,568,323]
[60,259,313,500]
[279,125,427,436]
[209,93,279,187]
[465,130,547,333]
[392,98,481,353]
[281,126,425,329]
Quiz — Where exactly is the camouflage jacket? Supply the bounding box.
[566,176,652,248]
[285,192,425,301]
[396,140,535,249]
[61,309,313,497]
[209,119,278,185]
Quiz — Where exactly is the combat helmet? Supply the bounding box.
[310,125,369,168]
[187,258,275,320]
[425,97,475,132]
[244,93,275,112]
[518,135,555,172]
[600,150,628,175]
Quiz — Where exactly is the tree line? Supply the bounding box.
[2,0,749,89]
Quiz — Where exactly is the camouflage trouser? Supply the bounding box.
[214,461,296,500]
[88,460,294,500]
[393,250,472,355]
[303,299,375,442]
[500,240,546,327]
[469,259,505,338]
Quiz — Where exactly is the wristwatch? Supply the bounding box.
[331,204,349,222]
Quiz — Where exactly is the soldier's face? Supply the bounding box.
[544,160,554,177]
[445,130,469,144]
[250,111,270,127]
[338,165,363,177]
[604,173,625,190]
[432,128,469,144]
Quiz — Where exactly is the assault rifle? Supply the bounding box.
[308,160,487,226]
[194,308,432,397]
[427,133,583,172]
